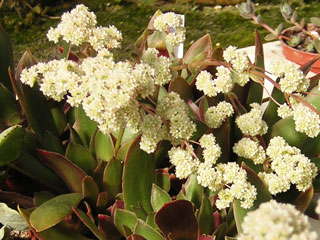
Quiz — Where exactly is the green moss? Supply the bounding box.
[2,1,320,64]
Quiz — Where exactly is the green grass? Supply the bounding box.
[2,0,320,64]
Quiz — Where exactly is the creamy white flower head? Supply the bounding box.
[157,92,196,142]
[205,101,234,128]
[277,103,293,119]
[199,133,222,165]
[168,146,199,179]
[270,60,309,94]
[215,66,233,93]
[233,137,266,165]
[142,48,172,86]
[238,200,317,240]
[89,26,122,51]
[196,70,217,97]
[153,12,185,46]
[197,162,223,191]
[47,4,97,46]
[263,136,318,194]
[292,103,320,138]
[236,103,268,136]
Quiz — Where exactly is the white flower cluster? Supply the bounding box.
[195,67,233,97]
[270,60,309,94]
[259,136,318,194]
[223,46,250,86]
[233,137,266,165]
[157,92,196,143]
[47,4,122,51]
[199,133,221,164]
[277,103,293,119]
[238,200,317,240]
[205,101,234,128]
[153,12,185,47]
[236,103,268,136]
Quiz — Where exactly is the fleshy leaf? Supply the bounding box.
[184,34,212,65]
[44,130,64,155]
[30,193,82,232]
[33,191,55,206]
[233,164,272,234]
[114,208,138,237]
[154,169,170,192]
[134,219,165,240]
[0,125,24,165]
[123,136,154,212]
[0,202,28,231]
[151,184,171,212]
[294,186,313,213]
[37,149,87,193]
[0,190,34,208]
[95,131,115,162]
[198,195,214,235]
[98,214,122,240]
[103,158,123,204]
[65,142,96,173]
[168,76,194,101]
[184,174,203,208]
[82,176,99,208]
[73,207,107,240]
[96,192,108,213]
[155,200,199,240]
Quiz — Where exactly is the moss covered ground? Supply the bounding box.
[1,0,320,63]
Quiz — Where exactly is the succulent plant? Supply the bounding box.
[1,4,320,240]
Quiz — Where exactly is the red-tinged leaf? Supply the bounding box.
[65,142,96,174]
[98,214,122,240]
[128,234,147,240]
[37,149,87,193]
[0,125,24,165]
[155,169,171,192]
[30,193,82,232]
[213,222,226,240]
[168,76,194,101]
[188,100,201,120]
[93,160,106,190]
[199,97,209,122]
[111,200,125,217]
[184,34,212,65]
[0,26,14,92]
[103,158,123,204]
[82,176,99,208]
[116,137,136,162]
[294,186,314,213]
[18,206,90,240]
[73,106,97,148]
[0,190,34,208]
[198,195,214,235]
[123,136,155,212]
[73,207,107,240]
[96,192,108,213]
[213,119,231,164]
[308,73,320,91]
[151,184,171,212]
[299,54,320,76]
[233,164,272,234]
[155,200,199,240]
[134,219,165,240]
[33,191,55,207]
[114,208,138,237]
[95,131,115,162]
[184,174,203,208]
[199,235,214,240]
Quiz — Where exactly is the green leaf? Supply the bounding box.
[114,208,138,237]
[0,125,24,165]
[123,136,155,212]
[264,33,277,41]
[155,200,198,240]
[134,220,165,240]
[30,193,83,232]
[73,106,97,148]
[184,173,203,208]
[198,195,214,235]
[65,142,96,173]
[73,207,107,240]
[82,176,99,208]
[44,130,64,155]
[51,106,67,135]
[96,192,109,213]
[0,202,28,231]
[0,26,14,92]
[184,34,212,65]
[33,191,55,207]
[294,186,313,213]
[37,149,87,193]
[132,205,148,221]
[103,158,123,204]
[154,170,170,192]
[233,164,272,234]
[0,83,20,126]
[151,184,171,212]
[95,131,115,162]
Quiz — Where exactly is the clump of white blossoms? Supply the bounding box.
[157,92,196,143]
[196,66,233,97]
[277,103,293,119]
[205,101,234,128]
[47,4,122,50]
[259,136,318,194]
[153,12,185,47]
[238,200,317,240]
[270,60,310,94]
[199,134,221,164]
[233,137,266,165]
[236,103,268,136]
[223,46,250,86]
